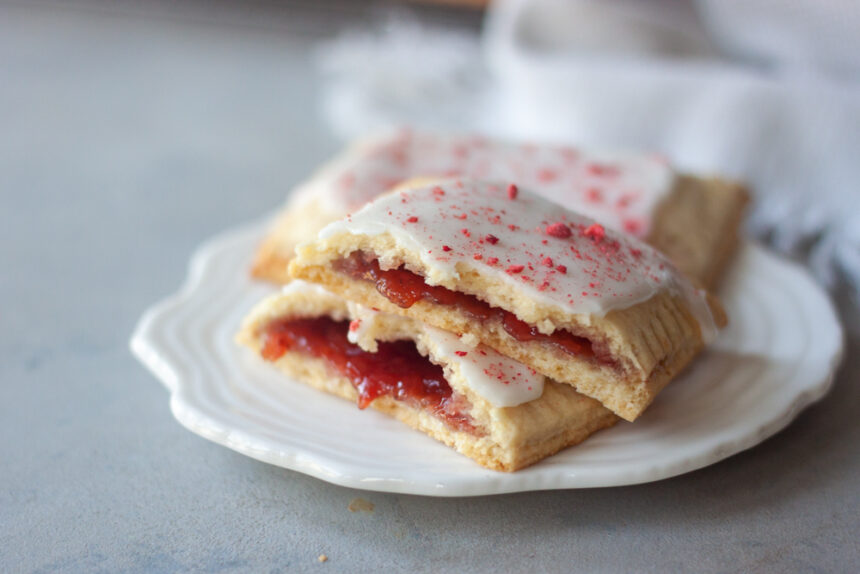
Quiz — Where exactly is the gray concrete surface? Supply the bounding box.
[1,3,858,573]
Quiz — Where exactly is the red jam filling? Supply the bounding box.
[261,316,477,434]
[334,253,601,361]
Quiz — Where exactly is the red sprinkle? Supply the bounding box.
[585,188,603,203]
[583,223,606,241]
[507,183,519,200]
[485,234,499,245]
[487,257,499,265]
[546,222,572,238]
[406,216,419,223]
[541,257,554,267]
[348,319,361,332]
[587,163,618,177]
[556,265,567,274]
[473,253,483,260]
[537,168,557,182]
[432,186,445,196]
[506,264,525,274]
[454,351,468,357]
[460,228,471,237]
[442,245,452,252]
[623,219,642,234]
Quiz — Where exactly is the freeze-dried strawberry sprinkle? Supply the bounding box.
[583,223,606,241]
[546,222,572,238]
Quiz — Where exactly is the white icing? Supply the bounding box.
[682,285,720,345]
[278,278,342,300]
[296,128,675,238]
[319,179,717,340]
[420,326,544,407]
[345,302,382,352]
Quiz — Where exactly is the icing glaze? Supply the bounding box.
[421,326,544,408]
[292,128,674,237]
[318,179,717,340]
[346,302,383,352]
[346,302,544,407]
[279,278,344,301]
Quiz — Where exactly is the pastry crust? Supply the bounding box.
[288,179,725,421]
[237,285,618,472]
[251,130,748,287]
[650,176,749,288]
[251,197,338,284]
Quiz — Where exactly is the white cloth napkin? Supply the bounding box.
[315,0,860,296]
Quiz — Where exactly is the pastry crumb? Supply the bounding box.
[318,554,328,563]
[458,332,480,348]
[348,498,375,513]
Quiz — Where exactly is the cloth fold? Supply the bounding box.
[314,0,860,296]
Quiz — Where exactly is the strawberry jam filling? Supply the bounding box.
[334,252,609,363]
[261,316,478,434]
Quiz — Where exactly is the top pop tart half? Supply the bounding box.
[288,178,726,421]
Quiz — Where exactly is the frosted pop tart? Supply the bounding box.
[237,281,618,471]
[288,179,726,421]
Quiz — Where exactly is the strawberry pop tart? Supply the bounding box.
[288,179,726,421]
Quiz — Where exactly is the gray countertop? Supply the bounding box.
[2,3,858,573]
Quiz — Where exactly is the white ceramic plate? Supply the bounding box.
[131,220,843,496]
